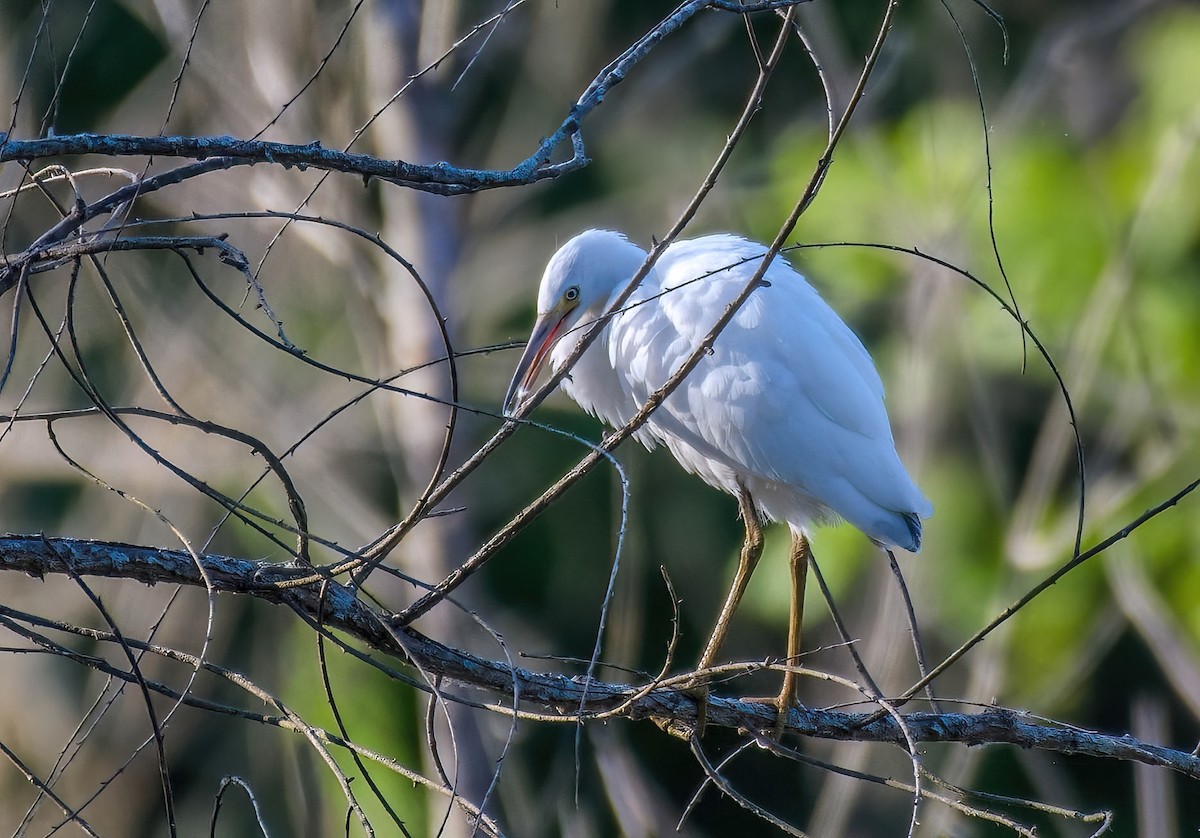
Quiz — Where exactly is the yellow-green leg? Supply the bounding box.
[692,486,764,737]
[774,529,809,734]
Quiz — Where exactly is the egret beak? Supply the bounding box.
[503,309,570,417]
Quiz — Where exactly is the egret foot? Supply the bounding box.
[691,485,764,737]
[744,691,795,739]
[683,685,712,740]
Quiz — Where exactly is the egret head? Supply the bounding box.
[503,230,647,417]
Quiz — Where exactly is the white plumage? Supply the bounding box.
[503,228,932,552]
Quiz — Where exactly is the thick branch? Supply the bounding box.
[0,133,575,196]
[2,534,1198,779]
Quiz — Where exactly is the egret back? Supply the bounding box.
[604,235,931,551]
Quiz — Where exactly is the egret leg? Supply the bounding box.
[774,530,810,734]
[691,486,763,736]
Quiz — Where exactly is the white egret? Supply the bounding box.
[503,229,932,730]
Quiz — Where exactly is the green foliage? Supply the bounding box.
[742,6,1200,728]
[282,623,428,835]
[2,0,167,132]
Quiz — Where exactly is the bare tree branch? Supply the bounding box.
[0,132,577,196]
[2,533,1197,781]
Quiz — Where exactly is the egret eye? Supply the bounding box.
[564,285,580,303]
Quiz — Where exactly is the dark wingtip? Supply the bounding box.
[903,512,923,553]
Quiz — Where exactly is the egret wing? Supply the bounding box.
[609,235,928,526]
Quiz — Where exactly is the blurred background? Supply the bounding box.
[1,0,1198,835]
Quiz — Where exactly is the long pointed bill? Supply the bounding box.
[503,311,568,417]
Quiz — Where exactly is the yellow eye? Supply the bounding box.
[564,286,580,303]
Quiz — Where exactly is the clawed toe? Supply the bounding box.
[744,692,795,739]
[655,683,711,740]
